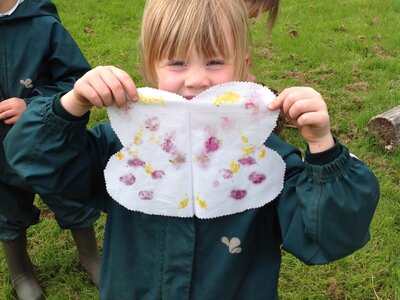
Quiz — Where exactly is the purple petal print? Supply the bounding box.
[119,174,136,186]
[205,136,220,153]
[221,169,233,179]
[162,138,176,154]
[230,190,247,200]
[128,158,145,168]
[248,172,266,184]
[139,190,153,200]
[151,170,165,179]
[238,156,256,166]
[145,117,160,131]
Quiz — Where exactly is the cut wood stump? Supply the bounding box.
[368,105,400,145]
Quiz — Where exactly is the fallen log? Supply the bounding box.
[368,105,400,145]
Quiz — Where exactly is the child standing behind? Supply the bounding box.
[4,0,379,299]
[0,0,100,299]
[244,0,279,30]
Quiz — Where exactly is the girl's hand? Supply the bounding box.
[0,97,27,125]
[269,87,335,153]
[61,66,138,117]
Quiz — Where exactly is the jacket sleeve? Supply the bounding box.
[3,95,115,212]
[268,135,380,265]
[24,20,91,105]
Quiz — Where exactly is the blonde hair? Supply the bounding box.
[140,0,251,87]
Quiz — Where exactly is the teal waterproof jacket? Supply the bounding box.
[0,0,90,184]
[4,95,380,299]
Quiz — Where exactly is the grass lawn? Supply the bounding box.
[1,0,399,299]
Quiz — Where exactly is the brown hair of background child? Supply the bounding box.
[244,0,279,32]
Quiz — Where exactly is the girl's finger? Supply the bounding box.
[83,69,115,108]
[96,67,126,107]
[296,111,330,128]
[268,87,300,110]
[0,102,9,113]
[286,98,326,121]
[110,66,138,104]
[4,116,18,125]
[81,84,106,109]
[0,108,11,120]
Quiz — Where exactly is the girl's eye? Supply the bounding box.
[169,60,186,67]
[207,59,225,66]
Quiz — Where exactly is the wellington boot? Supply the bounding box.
[71,226,101,288]
[2,233,44,300]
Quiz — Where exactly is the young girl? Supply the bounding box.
[4,0,379,298]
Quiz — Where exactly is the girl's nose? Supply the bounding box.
[185,66,210,90]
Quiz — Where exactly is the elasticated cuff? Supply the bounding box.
[305,138,342,165]
[53,93,89,121]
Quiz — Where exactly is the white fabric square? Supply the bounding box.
[104,82,286,218]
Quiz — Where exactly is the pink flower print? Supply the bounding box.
[230,190,247,200]
[238,156,256,166]
[145,117,160,131]
[245,101,256,110]
[116,100,133,120]
[162,138,177,154]
[220,117,235,130]
[151,170,165,179]
[128,158,145,168]
[245,92,265,120]
[248,92,262,104]
[205,136,220,153]
[139,190,154,200]
[196,152,209,168]
[119,174,136,186]
[221,169,233,179]
[248,172,266,184]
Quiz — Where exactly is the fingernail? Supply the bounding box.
[125,92,137,102]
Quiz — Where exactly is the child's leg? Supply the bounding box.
[40,195,101,288]
[2,233,44,300]
[0,182,44,300]
[71,227,101,288]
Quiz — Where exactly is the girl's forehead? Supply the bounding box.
[162,42,231,61]
[160,22,234,59]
